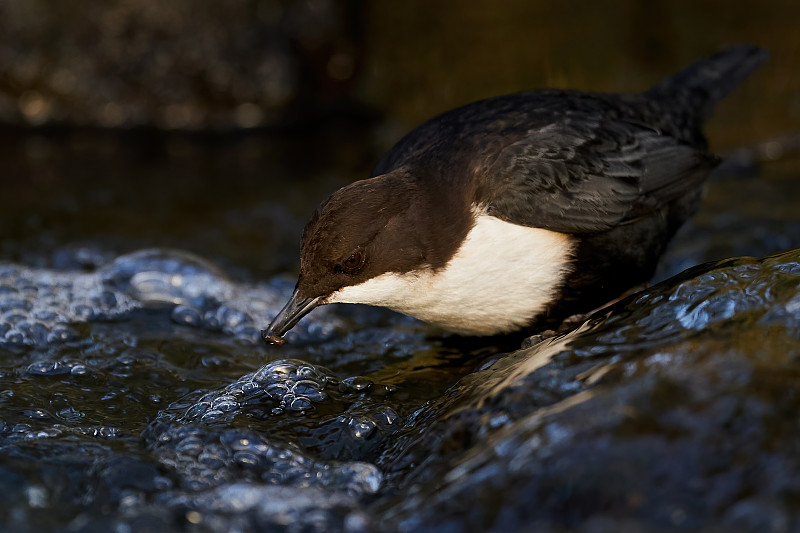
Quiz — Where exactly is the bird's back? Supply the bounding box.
[368,44,768,330]
[372,44,768,184]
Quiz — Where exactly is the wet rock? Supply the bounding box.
[1,246,800,532]
[376,249,800,532]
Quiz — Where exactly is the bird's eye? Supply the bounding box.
[342,251,364,273]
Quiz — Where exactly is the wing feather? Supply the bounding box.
[485,116,715,234]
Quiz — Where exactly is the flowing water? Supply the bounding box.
[1,127,799,531]
[1,3,799,527]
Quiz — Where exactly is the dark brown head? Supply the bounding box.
[296,172,426,298]
[262,169,464,344]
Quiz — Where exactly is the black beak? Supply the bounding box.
[261,289,322,346]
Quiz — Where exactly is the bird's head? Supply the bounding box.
[262,170,442,345]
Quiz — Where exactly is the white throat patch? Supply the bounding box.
[326,214,575,335]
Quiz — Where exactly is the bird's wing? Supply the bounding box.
[484,116,716,234]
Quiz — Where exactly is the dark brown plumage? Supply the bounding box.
[264,45,768,344]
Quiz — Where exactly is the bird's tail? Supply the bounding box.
[646,44,768,120]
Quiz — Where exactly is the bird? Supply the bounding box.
[262,44,767,346]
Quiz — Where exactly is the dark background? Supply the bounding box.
[1,0,798,280]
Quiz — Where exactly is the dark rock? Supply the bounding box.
[376,249,800,532]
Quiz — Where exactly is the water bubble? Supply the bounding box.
[0,297,32,313]
[32,310,57,322]
[294,380,327,402]
[97,290,118,309]
[4,329,25,345]
[171,305,203,327]
[233,451,261,467]
[240,381,260,395]
[200,410,225,424]
[69,365,87,376]
[203,310,222,330]
[339,376,373,394]
[211,397,239,413]
[0,249,342,347]
[217,305,250,330]
[286,397,312,412]
[0,285,18,296]
[27,361,74,376]
[2,312,25,324]
[47,325,78,343]
[185,402,211,420]
[16,321,49,345]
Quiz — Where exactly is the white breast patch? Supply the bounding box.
[327,214,576,335]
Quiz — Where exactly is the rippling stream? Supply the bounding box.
[1,126,800,531]
[1,3,800,525]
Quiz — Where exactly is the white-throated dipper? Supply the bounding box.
[263,45,767,345]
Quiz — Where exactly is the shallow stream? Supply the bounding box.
[1,128,799,531]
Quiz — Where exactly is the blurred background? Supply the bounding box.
[1,0,798,281]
